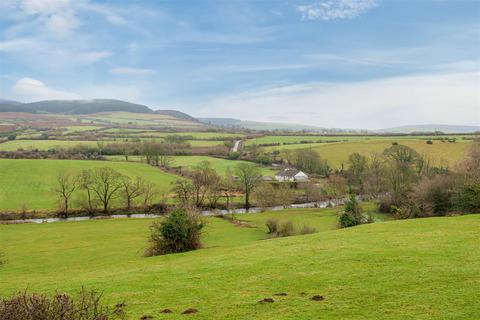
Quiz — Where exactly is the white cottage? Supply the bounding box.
[275,168,309,182]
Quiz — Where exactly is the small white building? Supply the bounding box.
[275,168,309,182]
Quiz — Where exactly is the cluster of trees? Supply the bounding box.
[172,161,263,210]
[343,139,480,218]
[54,168,158,217]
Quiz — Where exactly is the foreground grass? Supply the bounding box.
[0,210,478,319]
[0,158,180,211]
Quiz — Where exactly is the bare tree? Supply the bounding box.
[121,176,146,211]
[89,167,124,214]
[78,170,96,215]
[235,163,263,210]
[172,179,194,207]
[190,161,221,208]
[142,182,158,208]
[54,172,79,218]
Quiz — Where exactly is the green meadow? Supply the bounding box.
[0,210,478,319]
[264,139,471,168]
[0,159,180,211]
[0,139,101,151]
[108,155,277,177]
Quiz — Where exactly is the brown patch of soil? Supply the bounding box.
[273,293,288,296]
[311,295,325,301]
[182,308,198,314]
[258,298,274,303]
[160,309,173,313]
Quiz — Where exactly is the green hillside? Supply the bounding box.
[0,159,180,211]
[0,212,478,319]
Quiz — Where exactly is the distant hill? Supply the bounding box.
[379,124,480,134]
[198,117,362,133]
[0,99,200,122]
[198,117,326,131]
[0,99,152,114]
[155,110,198,122]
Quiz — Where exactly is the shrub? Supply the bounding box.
[265,218,279,234]
[145,208,204,256]
[277,221,295,237]
[227,151,240,160]
[453,183,480,212]
[339,193,364,228]
[299,225,317,235]
[426,140,433,144]
[0,288,126,320]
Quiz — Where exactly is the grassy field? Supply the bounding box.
[61,125,102,134]
[108,155,277,177]
[0,211,478,319]
[0,159,181,211]
[264,139,471,168]
[245,135,472,146]
[0,139,104,151]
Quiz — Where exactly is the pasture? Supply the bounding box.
[0,159,180,211]
[0,139,101,151]
[263,139,471,168]
[107,155,277,177]
[0,212,478,319]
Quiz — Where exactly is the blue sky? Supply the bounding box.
[0,0,479,129]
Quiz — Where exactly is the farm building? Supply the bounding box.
[275,168,308,182]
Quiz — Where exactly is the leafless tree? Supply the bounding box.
[89,167,124,214]
[121,176,146,211]
[235,163,263,209]
[54,172,79,218]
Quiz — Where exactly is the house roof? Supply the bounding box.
[275,168,305,178]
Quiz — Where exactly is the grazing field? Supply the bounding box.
[130,131,245,139]
[0,139,101,151]
[0,212,478,319]
[245,134,471,146]
[61,125,102,134]
[81,112,204,128]
[264,139,471,168]
[0,159,181,211]
[107,155,277,177]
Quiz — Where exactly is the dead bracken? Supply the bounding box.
[311,295,325,301]
[182,308,199,314]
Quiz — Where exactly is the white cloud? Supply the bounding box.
[78,51,112,63]
[12,77,80,101]
[198,70,480,129]
[19,0,80,37]
[297,0,378,21]
[110,67,156,76]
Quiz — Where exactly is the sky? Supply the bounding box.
[0,0,479,129]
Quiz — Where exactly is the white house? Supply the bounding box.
[275,168,309,182]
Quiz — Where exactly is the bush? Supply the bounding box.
[299,225,317,235]
[339,194,364,228]
[0,288,126,320]
[145,208,204,256]
[277,221,295,237]
[265,218,279,234]
[426,140,433,144]
[227,151,240,160]
[453,183,480,212]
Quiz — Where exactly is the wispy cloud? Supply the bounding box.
[12,77,80,101]
[110,67,156,76]
[297,0,378,21]
[198,67,480,129]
